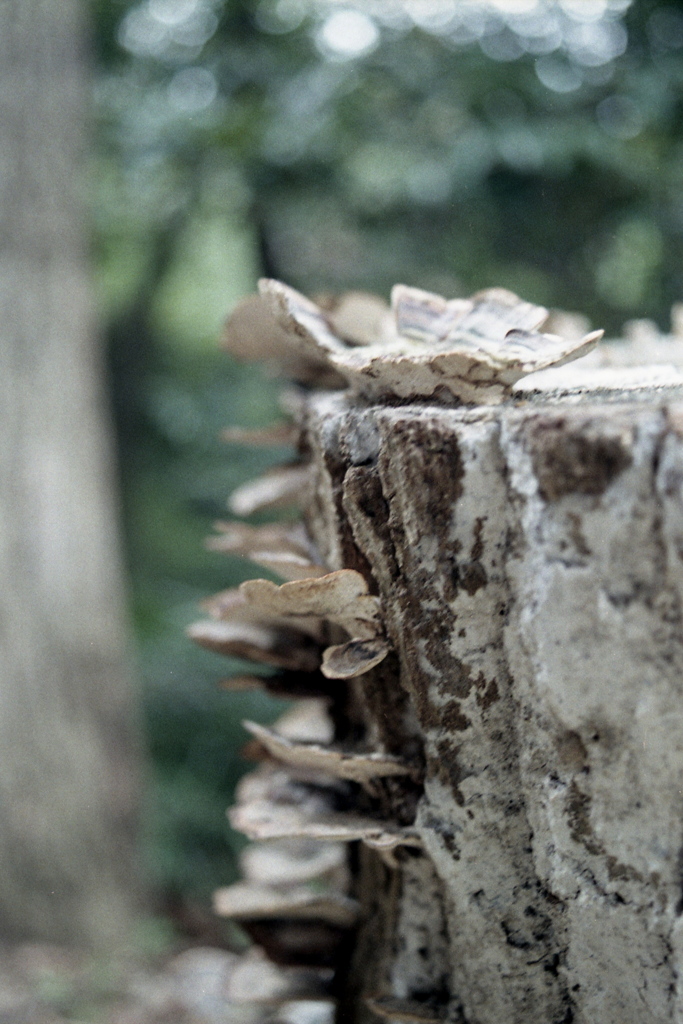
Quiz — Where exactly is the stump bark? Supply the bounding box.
[299,386,683,1024]
[208,285,683,1024]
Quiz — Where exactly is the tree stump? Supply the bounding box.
[204,283,683,1024]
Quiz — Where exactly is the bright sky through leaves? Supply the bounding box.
[119,0,634,93]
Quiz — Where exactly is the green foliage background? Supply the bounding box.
[90,0,683,915]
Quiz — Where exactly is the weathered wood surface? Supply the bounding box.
[299,379,683,1024]
[217,284,683,1023]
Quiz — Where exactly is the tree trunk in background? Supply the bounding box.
[298,382,683,1024]
[0,0,139,948]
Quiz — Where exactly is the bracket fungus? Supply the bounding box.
[208,521,328,581]
[230,766,420,851]
[222,291,345,388]
[246,554,330,583]
[237,570,389,682]
[229,463,313,517]
[221,421,299,447]
[240,840,349,889]
[230,798,420,852]
[267,700,335,745]
[243,721,416,787]
[201,586,324,641]
[213,881,359,928]
[219,671,336,701]
[320,289,394,346]
[267,1001,336,1024]
[227,948,335,1004]
[321,637,390,679]
[209,521,319,560]
[365,997,447,1024]
[260,278,603,405]
[187,619,321,673]
[239,569,383,641]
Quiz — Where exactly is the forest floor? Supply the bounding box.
[0,940,259,1024]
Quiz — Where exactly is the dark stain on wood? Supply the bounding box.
[526,414,633,502]
[476,677,500,711]
[343,464,401,584]
[569,787,647,886]
[383,419,465,538]
[566,512,591,558]
[458,559,488,596]
[316,426,377,585]
[605,856,643,885]
[556,732,588,774]
[433,739,467,807]
[440,700,472,733]
[356,650,422,759]
[435,658,477,702]
[471,516,486,561]
[566,781,602,857]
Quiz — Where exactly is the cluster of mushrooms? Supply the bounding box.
[188,280,603,1022]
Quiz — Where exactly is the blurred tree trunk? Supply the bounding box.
[0,0,139,948]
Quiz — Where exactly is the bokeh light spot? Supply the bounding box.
[535,54,582,91]
[316,9,380,59]
[596,94,643,139]
[168,67,218,113]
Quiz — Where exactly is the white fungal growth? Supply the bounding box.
[187,620,320,672]
[208,521,328,580]
[260,278,602,405]
[321,637,390,679]
[239,569,383,640]
[240,839,349,888]
[221,421,299,446]
[243,720,415,786]
[229,463,313,517]
[227,948,334,1004]
[213,880,360,927]
[230,766,421,850]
